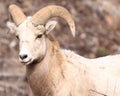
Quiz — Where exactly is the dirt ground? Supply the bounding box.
[1,0,120,96]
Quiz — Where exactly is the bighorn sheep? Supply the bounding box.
[7,4,120,96]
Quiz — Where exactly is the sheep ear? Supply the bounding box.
[45,20,57,34]
[6,21,17,33]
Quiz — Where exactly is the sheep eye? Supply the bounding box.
[36,34,42,39]
[16,35,19,40]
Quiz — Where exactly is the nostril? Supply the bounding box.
[19,54,28,60]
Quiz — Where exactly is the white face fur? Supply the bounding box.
[7,18,57,65]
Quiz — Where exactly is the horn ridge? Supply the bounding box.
[31,5,75,36]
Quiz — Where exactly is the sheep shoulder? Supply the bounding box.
[60,49,96,95]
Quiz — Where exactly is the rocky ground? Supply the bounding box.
[1,0,120,96]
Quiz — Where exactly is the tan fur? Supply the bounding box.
[26,36,96,96]
[26,37,120,96]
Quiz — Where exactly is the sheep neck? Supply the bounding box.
[26,36,64,96]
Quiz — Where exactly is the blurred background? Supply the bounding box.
[1,0,120,96]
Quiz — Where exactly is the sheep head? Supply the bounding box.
[7,4,75,65]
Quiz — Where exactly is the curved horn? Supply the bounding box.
[31,5,75,36]
[9,4,26,25]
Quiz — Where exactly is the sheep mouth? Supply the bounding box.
[20,59,32,65]
[20,57,43,65]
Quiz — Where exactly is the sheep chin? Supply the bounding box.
[20,59,32,65]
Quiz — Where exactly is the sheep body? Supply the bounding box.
[26,42,120,96]
[26,46,95,96]
[61,49,120,96]
[88,54,120,95]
